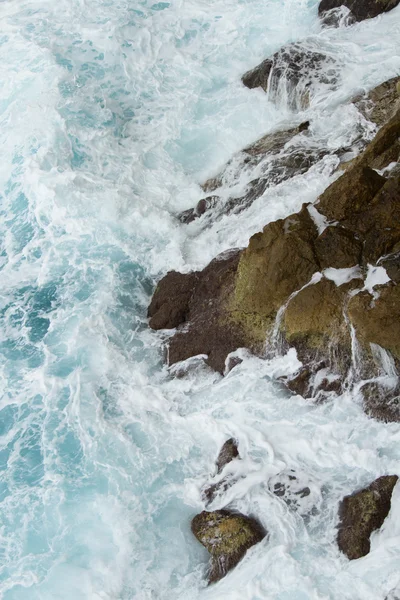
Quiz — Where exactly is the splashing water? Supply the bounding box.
[1,0,400,598]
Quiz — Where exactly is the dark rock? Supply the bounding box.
[242,43,338,109]
[315,226,362,269]
[191,510,265,583]
[361,380,400,423]
[178,196,220,224]
[319,5,355,27]
[316,166,386,222]
[318,0,400,23]
[356,107,400,171]
[380,252,400,283]
[148,271,199,330]
[216,439,239,474]
[337,475,398,560]
[342,175,400,264]
[283,363,342,397]
[348,284,400,362]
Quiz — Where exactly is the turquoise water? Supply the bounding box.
[1,0,400,597]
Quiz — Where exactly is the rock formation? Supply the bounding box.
[191,510,265,583]
[337,475,398,559]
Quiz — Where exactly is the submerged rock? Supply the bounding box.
[191,510,265,583]
[269,469,320,515]
[318,0,400,23]
[337,475,398,560]
[203,438,240,503]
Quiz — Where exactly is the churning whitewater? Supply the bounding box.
[0,0,400,597]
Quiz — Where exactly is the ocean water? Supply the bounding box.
[0,0,400,598]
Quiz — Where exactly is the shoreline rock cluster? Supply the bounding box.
[147,0,400,585]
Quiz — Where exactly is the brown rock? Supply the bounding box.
[380,252,400,284]
[316,166,386,222]
[354,76,400,127]
[203,439,240,503]
[230,205,320,344]
[148,271,199,330]
[315,226,362,269]
[342,175,400,264]
[337,475,398,560]
[361,380,400,423]
[191,510,265,583]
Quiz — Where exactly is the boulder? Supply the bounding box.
[191,510,265,583]
[242,43,338,109]
[337,475,398,560]
[316,166,386,222]
[318,0,400,23]
[179,196,220,224]
[148,271,198,330]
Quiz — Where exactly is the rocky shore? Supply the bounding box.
[147,0,400,584]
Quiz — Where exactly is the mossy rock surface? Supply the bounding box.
[337,475,398,559]
[191,510,265,583]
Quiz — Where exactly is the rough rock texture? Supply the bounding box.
[242,43,338,109]
[316,166,386,222]
[354,76,400,127]
[318,0,400,23]
[148,271,198,330]
[337,475,398,560]
[315,226,362,269]
[361,381,400,423]
[191,510,265,583]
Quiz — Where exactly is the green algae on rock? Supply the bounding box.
[191,510,265,583]
[337,475,398,560]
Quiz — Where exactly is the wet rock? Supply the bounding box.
[319,0,400,23]
[380,252,400,284]
[282,363,342,397]
[178,196,220,224]
[216,438,239,474]
[361,380,400,423]
[191,510,265,583]
[231,205,319,345]
[282,278,360,376]
[314,226,362,269]
[337,475,398,560]
[342,175,400,264]
[355,107,400,171]
[203,439,240,503]
[316,166,386,222]
[159,249,246,374]
[354,76,400,127]
[242,43,338,110]
[148,271,199,330]
[348,284,400,362]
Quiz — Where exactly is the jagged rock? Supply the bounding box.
[281,278,359,376]
[318,0,400,23]
[316,166,386,222]
[348,284,400,361]
[342,175,400,264]
[354,76,400,127]
[315,226,362,269]
[242,43,338,110]
[361,380,400,423]
[191,510,265,583]
[203,439,240,504]
[230,205,319,345]
[380,251,400,283]
[355,107,400,171]
[282,363,342,397]
[148,271,198,330]
[337,475,398,560]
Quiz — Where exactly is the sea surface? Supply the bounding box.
[0,0,400,598]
